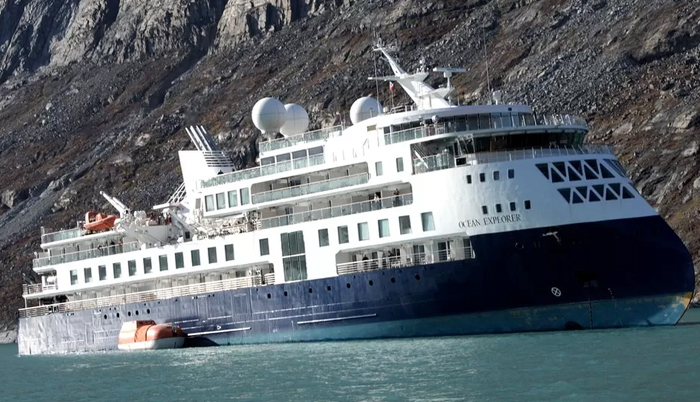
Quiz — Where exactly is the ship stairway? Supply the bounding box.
[186,125,236,169]
[167,182,187,205]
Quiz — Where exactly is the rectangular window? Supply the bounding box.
[84,267,92,283]
[479,173,486,182]
[375,161,383,176]
[281,231,307,281]
[228,190,238,207]
[281,231,305,256]
[225,244,235,261]
[216,193,226,210]
[283,255,308,282]
[421,212,435,231]
[399,215,412,235]
[128,260,137,276]
[496,204,502,213]
[113,263,121,279]
[98,265,107,281]
[70,269,78,285]
[509,202,517,212]
[143,257,152,274]
[208,247,218,263]
[508,169,515,179]
[378,219,390,238]
[318,229,329,247]
[338,226,349,244]
[159,255,168,271]
[240,188,250,205]
[525,200,531,210]
[175,252,184,269]
[482,205,488,215]
[191,250,201,266]
[396,157,404,172]
[259,239,270,256]
[358,222,369,241]
[493,171,500,180]
[466,175,472,184]
[205,195,215,212]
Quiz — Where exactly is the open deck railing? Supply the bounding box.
[41,227,84,244]
[261,193,414,229]
[336,246,475,275]
[19,273,275,318]
[251,172,370,204]
[201,153,325,189]
[32,241,141,269]
[259,125,344,153]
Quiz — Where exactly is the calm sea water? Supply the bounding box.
[2,309,700,402]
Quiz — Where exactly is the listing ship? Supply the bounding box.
[18,46,695,355]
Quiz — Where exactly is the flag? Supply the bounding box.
[389,82,395,92]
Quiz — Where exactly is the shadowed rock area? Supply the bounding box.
[0,0,698,339]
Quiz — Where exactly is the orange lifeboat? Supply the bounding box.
[117,320,186,351]
[84,211,118,232]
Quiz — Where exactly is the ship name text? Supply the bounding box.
[458,214,522,228]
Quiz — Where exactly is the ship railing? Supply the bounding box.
[384,113,588,145]
[19,273,276,319]
[260,193,414,229]
[414,145,615,174]
[201,153,325,189]
[22,283,57,295]
[336,246,475,275]
[41,227,84,244]
[251,172,370,204]
[32,241,141,269]
[259,125,344,153]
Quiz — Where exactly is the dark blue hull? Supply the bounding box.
[18,216,695,354]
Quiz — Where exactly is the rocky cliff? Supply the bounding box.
[0,0,698,338]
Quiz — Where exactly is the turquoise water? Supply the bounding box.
[2,309,700,402]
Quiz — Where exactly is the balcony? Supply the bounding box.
[252,172,370,204]
[336,245,475,275]
[201,153,325,189]
[259,125,343,153]
[33,242,141,270]
[260,193,414,229]
[41,227,83,244]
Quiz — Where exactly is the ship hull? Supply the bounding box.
[18,215,695,355]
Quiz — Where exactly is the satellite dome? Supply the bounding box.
[252,98,286,133]
[280,104,309,136]
[350,97,382,125]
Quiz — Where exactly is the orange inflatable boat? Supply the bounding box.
[118,320,186,351]
[84,211,118,232]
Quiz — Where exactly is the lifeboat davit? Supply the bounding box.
[84,211,118,232]
[118,320,186,351]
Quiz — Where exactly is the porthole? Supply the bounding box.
[103,315,107,320]
[391,277,396,283]
[127,311,131,317]
[327,285,332,291]
[308,288,313,293]
[284,291,288,297]
[415,274,421,280]
[346,283,351,288]
[146,309,150,314]
[116,313,120,318]
[135,310,139,316]
[267,293,271,299]
[369,280,374,286]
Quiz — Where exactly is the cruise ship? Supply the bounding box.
[18,46,695,355]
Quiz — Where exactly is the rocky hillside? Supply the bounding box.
[0,0,698,335]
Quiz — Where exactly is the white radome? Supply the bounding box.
[350,97,382,125]
[280,104,310,136]
[252,98,286,133]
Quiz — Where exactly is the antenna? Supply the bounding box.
[482,28,491,101]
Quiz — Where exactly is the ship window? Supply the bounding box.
[609,183,621,196]
[309,146,323,156]
[463,239,475,259]
[572,191,585,204]
[143,257,152,274]
[338,226,349,244]
[205,195,215,212]
[524,200,531,210]
[281,231,305,256]
[558,188,571,203]
[98,265,107,281]
[228,191,238,207]
[378,219,390,238]
[536,164,550,179]
[191,250,201,267]
[437,241,451,262]
[495,204,502,213]
[259,239,270,256]
[622,186,636,199]
[589,187,601,202]
[421,212,435,231]
[276,153,291,163]
[584,159,599,174]
[466,175,472,184]
[175,252,184,268]
[399,216,412,235]
[113,263,122,279]
[159,255,168,271]
[482,205,488,215]
[375,161,383,176]
[208,246,218,263]
[509,202,516,212]
[413,245,426,263]
[567,166,582,181]
[224,244,235,261]
[70,269,78,285]
[576,186,588,200]
[396,157,404,172]
[358,222,370,241]
[318,229,329,247]
[493,171,500,181]
[240,188,250,205]
[128,260,137,276]
[605,186,619,200]
[592,185,605,201]
[479,173,486,182]
[281,231,307,281]
[600,164,615,179]
[508,169,515,179]
[216,193,226,210]
[84,267,93,283]
[261,156,275,165]
[569,160,583,175]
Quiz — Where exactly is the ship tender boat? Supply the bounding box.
[117,320,186,351]
[17,45,695,355]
